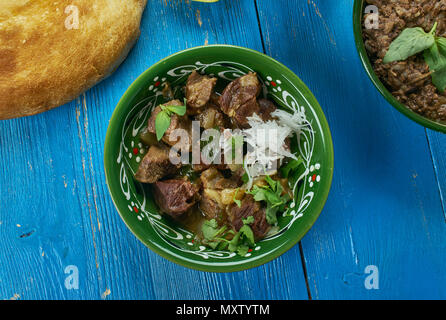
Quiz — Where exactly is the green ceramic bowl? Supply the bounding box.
[353,0,446,133]
[104,45,334,272]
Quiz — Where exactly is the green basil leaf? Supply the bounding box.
[383,27,435,64]
[160,99,187,116]
[155,110,171,141]
[436,37,446,56]
[424,41,446,92]
[165,104,186,116]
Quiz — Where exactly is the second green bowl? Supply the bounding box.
[353,0,446,133]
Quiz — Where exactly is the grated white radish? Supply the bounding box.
[242,107,309,189]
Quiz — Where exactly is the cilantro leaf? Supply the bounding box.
[247,176,291,225]
[233,188,242,208]
[201,215,256,256]
[236,244,250,257]
[239,225,255,246]
[264,175,278,191]
[201,219,219,240]
[383,26,436,64]
[227,232,240,253]
[242,215,255,225]
[280,156,304,179]
[227,224,255,255]
[249,186,268,202]
[265,204,280,225]
[201,219,227,241]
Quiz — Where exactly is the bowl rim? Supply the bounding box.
[353,0,446,133]
[104,44,334,272]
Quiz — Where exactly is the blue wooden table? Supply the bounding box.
[1,0,445,300]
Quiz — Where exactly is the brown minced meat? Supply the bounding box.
[362,0,446,123]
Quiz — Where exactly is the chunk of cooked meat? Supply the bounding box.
[226,164,245,185]
[153,179,199,218]
[196,105,230,130]
[210,92,222,107]
[233,97,260,128]
[199,189,226,224]
[219,72,262,114]
[185,71,218,112]
[162,82,174,100]
[192,154,216,173]
[200,167,240,190]
[220,188,245,206]
[192,159,212,173]
[134,144,180,184]
[192,148,229,172]
[147,100,192,150]
[233,97,277,128]
[227,194,271,240]
[258,98,277,121]
[219,72,262,127]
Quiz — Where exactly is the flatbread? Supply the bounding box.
[0,0,147,119]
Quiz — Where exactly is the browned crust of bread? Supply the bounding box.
[0,0,147,119]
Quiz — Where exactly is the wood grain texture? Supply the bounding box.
[426,130,446,220]
[255,0,446,299]
[0,0,309,300]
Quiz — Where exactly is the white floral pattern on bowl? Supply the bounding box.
[116,61,320,260]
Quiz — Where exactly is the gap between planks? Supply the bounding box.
[253,0,312,300]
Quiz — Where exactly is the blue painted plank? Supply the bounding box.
[426,130,446,220]
[255,0,446,299]
[0,101,99,299]
[0,0,309,300]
